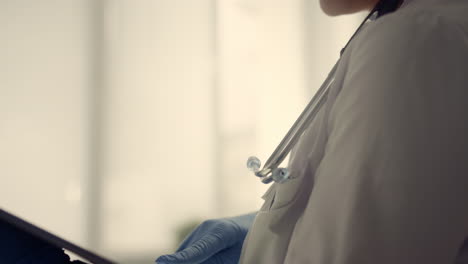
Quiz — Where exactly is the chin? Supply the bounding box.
[319,0,376,16]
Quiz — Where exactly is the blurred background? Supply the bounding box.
[0,0,364,263]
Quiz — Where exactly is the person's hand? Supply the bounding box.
[155,212,256,264]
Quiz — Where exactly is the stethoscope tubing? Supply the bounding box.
[255,61,339,179]
[250,0,402,184]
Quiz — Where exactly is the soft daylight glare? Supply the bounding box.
[0,0,364,263]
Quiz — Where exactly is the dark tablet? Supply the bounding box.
[0,208,117,264]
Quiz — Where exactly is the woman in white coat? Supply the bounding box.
[157,0,468,263]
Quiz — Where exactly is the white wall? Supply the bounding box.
[217,0,311,216]
[100,0,217,256]
[0,0,91,245]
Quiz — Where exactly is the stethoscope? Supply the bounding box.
[247,0,402,184]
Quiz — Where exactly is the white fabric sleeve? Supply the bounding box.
[286,13,468,264]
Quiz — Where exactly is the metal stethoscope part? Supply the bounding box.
[246,62,338,184]
[246,0,402,184]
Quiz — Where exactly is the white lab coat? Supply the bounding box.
[239,0,468,263]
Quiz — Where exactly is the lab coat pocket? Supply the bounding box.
[259,184,277,212]
[268,176,302,211]
[258,175,303,212]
